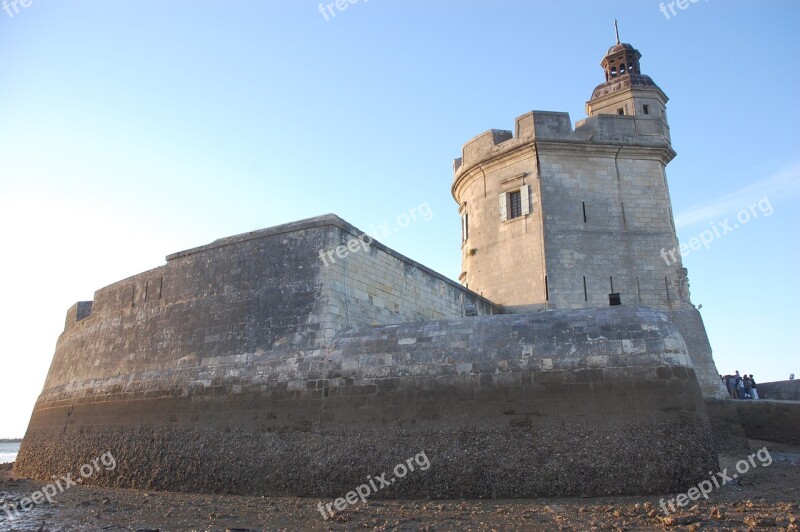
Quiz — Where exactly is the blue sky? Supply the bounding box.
[1,0,798,438]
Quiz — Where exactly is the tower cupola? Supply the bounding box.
[601,41,642,81]
[586,21,670,127]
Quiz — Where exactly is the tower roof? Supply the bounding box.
[589,27,665,103]
[606,42,636,55]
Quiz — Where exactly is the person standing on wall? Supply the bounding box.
[726,375,736,399]
[749,374,759,400]
[735,371,744,399]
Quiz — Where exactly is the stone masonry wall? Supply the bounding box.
[40,215,496,396]
[318,222,498,336]
[734,401,800,446]
[757,380,800,401]
[538,147,686,311]
[665,308,728,399]
[17,306,717,498]
[43,220,331,393]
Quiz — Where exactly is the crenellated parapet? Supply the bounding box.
[63,301,93,332]
[454,110,674,186]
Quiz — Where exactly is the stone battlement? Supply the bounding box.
[454,111,673,177]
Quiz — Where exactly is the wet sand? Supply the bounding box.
[1,440,798,531]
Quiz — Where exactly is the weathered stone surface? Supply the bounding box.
[703,399,750,454]
[757,380,800,401]
[665,308,728,399]
[44,215,496,396]
[17,275,717,497]
[734,401,800,446]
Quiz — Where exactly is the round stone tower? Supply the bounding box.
[452,37,728,399]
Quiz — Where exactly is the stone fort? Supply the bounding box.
[17,38,733,497]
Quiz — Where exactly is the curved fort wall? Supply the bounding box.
[16,216,717,497]
[40,215,497,393]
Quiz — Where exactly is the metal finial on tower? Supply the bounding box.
[614,19,620,44]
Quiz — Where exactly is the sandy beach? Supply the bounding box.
[1,439,797,531]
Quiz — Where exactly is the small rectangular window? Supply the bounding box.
[508,190,522,219]
[617,108,625,115]
[461,213,469,243]
[643,104,650,115]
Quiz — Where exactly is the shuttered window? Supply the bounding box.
[500,185,531,221]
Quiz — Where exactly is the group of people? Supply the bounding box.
[721,371,758,400]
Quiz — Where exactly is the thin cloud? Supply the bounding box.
[675,162,800,229]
